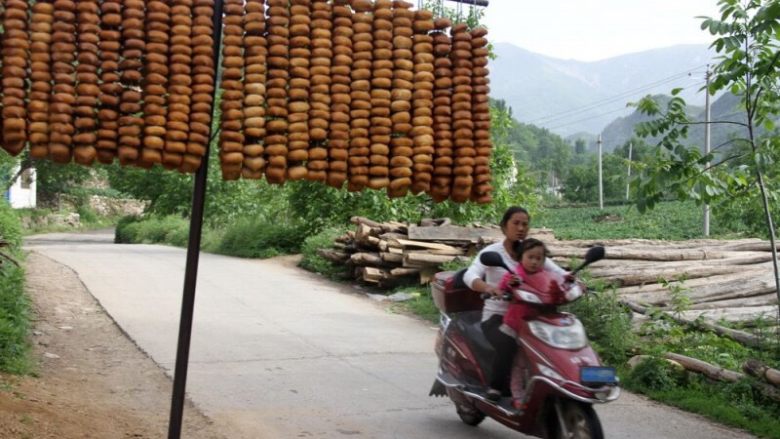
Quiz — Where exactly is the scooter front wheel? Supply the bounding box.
[544,400,603,439]
[455,402,485,426]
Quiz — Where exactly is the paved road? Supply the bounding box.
[26,231,754,439]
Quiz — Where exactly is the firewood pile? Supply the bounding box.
[546,238,780,327]
[318,216,554,287]
[321,218,779,329]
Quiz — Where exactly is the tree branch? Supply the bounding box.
[679,120,749,128]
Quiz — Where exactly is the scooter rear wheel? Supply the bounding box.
[544,400,603,439]
[455,402,485,426]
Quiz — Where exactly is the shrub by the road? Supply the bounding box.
[216,217,305,258]
[0,200,30,374]
[299,226,349,279]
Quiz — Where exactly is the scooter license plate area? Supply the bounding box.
[580,366,617,386]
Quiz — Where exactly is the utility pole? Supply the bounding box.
[704,66,711,236]
[598,134,603,209]
[626,142,633,201]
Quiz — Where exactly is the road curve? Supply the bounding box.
[25,230,754,439]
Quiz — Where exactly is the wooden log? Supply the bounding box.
[549,245,769,262]
[590,261,767,287]
[665,353,780,402]
[390,267,420,277]
[317,249,349,263]
[386,238,465,255]
[379,232,409,241]
[361,266,389,283]
[403,251,458,267]
[686,293,777,310]
[381,252,404,263]
[679,305,779,323]
[407,224,503,243]
[623,301,767,348]
[350,216,383,228]
[664,353,743,382]
[743,359,780,387]
[617,266,772,296]
[620,271,777,306]
[350,252,384,266]
[420,217,452,227]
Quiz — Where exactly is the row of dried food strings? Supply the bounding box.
[217,0,492,203]
[1,0,216,172]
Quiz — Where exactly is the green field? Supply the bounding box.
[534,201,754,240]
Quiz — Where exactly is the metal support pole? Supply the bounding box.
[626,142,633,200]
[598,134,603,209]
[167,0,224,437]
[703,66,711,237]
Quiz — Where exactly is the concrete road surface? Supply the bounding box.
[26,230,754,439]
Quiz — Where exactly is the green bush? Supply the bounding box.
[564,287,635,365]
[299,225,349,279]
[625,357,678,392]
[216,217,305,258]
[114,215,141,243]
[0,200,22,248]
[0,199,29,374]
[0,263,30,374]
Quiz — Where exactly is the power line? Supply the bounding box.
[526,65,709,125]
[544,80,707,132]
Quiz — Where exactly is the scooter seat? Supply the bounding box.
[451,311,496,382]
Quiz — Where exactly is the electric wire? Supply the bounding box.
[544,80,707,131]
[526,65,709,125]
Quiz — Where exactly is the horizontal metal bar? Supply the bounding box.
[445,0,489,7]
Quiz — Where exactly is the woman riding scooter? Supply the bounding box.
[462,206,566,401]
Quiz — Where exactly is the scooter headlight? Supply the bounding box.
[528,319,587,349]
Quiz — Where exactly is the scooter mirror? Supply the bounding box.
[571,246,606,275]
[479,251,513,273]
[584,246,605,264]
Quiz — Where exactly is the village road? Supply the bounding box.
[26,231,754,439]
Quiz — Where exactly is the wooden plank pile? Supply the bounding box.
[320,217,779,331]
[318,216,553,287]
[546,238,780,328]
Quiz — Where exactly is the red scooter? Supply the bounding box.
[429,246,619,439]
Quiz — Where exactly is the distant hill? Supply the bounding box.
[489,43,715,137]
[589,93,748,153]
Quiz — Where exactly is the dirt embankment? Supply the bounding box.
[0,252,226,438]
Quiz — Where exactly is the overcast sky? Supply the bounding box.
[480,0,722,61]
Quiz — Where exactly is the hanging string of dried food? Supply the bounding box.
[306,0,332,183]
[183,0,215,173]
[410,7,435,195]
[470,26,492,203]
[287,0,312,181]
[48,0,77,163]
[73,0,100,165]
[117,0,144,165]
[429,16,453,202]
[263,0,291,184]
[388,0,415,197]
[366,0,392,191]
[241,0,267,179]
[348,0,374,192]
[449,22,473,203]
[327,0,353,189]
[219,0,246,179]
[28,1,54,160]
[96,0,121,164]
[163,0,194,170]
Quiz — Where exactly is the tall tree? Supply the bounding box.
[633,0,780,322]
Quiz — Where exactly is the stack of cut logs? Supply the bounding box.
[319,216,553,287]
[321,218,779,331]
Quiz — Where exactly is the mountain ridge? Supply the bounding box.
[490,43,715,136]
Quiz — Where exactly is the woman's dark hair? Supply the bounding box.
[499,206,530,228]
[515,238,548,258]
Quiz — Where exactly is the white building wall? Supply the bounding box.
[5,166,36,209]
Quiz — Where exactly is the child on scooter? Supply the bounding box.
[498,238,570,409]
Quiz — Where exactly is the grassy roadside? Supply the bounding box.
[0,201,31,375]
